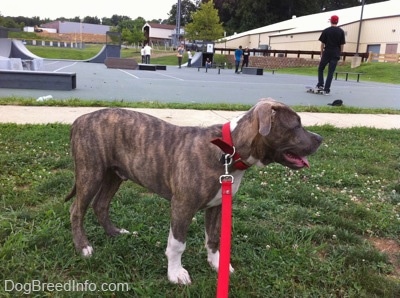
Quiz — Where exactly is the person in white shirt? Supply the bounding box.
[187,51,193,67]
[140,46,145,63]
[143,43,152,64]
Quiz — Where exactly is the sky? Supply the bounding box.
[1,0,178,21]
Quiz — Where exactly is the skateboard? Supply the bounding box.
[305,86,325,95]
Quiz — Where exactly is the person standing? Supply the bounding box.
[316,15,346,95]
[234,45,243,73]
[205,57,212,70]
[140,46,145,63]
[177,44,185,68]
[144,43,152,64]
[187,50,193,67]
[241,46,250,71]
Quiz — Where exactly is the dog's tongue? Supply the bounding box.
[300,156,310,168]
[285,153,310,168]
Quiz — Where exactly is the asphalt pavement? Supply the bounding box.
[0,60,399,128]
[0,60,399,109]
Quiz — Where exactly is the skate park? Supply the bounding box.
[0,36,399,109]
[0,31,121,90]
[0,56,399,109]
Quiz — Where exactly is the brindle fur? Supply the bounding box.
[65,99,322,282]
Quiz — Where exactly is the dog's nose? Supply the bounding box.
[313,133,323,144]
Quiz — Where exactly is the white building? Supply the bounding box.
[216,0,400,56]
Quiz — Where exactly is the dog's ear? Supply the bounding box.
[255,99,276,136]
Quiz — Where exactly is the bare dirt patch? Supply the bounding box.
[36,32,107,43]
[370,237,400,279]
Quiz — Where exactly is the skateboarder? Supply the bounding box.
[316,15,346,95]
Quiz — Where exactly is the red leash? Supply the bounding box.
[212,123,248,298]
[216,177,233,298]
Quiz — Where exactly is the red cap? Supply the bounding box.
[330,15,339,24]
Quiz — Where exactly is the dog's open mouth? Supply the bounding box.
[284,152,310,168]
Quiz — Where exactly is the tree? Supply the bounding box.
[118,17,146,45]
[210,0,387,34]
[83,16,101,24]
[166,0,198,26]
[0,16,20,29]
[184,0,224,41]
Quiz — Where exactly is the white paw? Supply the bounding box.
[82,245,94,257]
[207,250,234,273]
[168,267,192,285]
[229,264,235,274]
[118,228,130,234]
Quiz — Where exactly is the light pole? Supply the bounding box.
[80,18,83,49]
[355,0,365,55]
[176,0,181,47]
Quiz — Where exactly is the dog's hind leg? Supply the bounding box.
[92,171,126,237]
[205,206,234,273]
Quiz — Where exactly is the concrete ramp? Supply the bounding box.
[191,52,203,67]
[11,40,42,59]
[1,38,120,64]
[183,52,202,67]
[0,39,12,57]
[87,44,121,63]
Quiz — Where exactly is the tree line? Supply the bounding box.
[0,0,386,43]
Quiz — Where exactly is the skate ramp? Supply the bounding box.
[0,39,12,57]
[182,52,202,67]
[87,44,121,63]
[11,40,42,59]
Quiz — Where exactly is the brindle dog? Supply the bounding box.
[65,98,322,284]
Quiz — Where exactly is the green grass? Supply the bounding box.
[27,44,105,60]
[0,124,399,297]
[279,63,400,85]
[1,96,399,114]
[9,31,51,41]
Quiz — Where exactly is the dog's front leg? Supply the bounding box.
[165,202,194,285]
[165,227,191,284]
[205,206,235,273]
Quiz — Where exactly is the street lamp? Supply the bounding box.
[176,0,181,47]
[355,0,365,55]
[80,18,83,49]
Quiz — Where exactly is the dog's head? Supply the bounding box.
[234,98,322,170]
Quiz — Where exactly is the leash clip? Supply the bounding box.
[219,174,234,184]
[223,148,235,174]
[220,151,235,184]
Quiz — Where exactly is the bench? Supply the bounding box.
[335,71,364,82]
[242,67,263,75]
[266,69,277,74]
[155,65,167,70]
[104,58,138,70]
[197,66,222,74]
[0,70,76,90]
[138,64,157,71]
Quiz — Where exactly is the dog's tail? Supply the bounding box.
[65,184,76,202]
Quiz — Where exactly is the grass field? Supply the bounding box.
[0,123,399,297]
[2,42,399,297]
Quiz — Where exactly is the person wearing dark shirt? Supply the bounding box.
[316,15,346,95]
[241,46,250,71]
[234,45,243,73]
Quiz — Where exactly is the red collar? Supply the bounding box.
[211,122,250,171]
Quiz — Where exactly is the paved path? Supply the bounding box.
[1,106,399,129]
